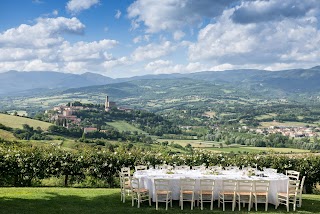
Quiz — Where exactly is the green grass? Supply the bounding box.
[107,121,147,134]
[260,121,316,128]
[207,146,309,153]
[0,188,319,214]
[0,113,52,130]
[0,129,17,140]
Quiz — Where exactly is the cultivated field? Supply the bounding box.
[0,113,52,130]
[107,121,147,134]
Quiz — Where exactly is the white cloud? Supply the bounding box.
[189,8,320,67]
[102,57,131,69]
[60,39,118,62]
[173,30,185,41]
[0,17,85,48]
[127,0,236,33]
[52,10,59,16]
[133,34,150,43]
[66,0,99,14]
[115,10,121,19]
[145,60,207,74]
[131,41,176,61]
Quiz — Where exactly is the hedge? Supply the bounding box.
[0,144,319,193]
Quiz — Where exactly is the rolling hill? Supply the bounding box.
[0,113,52,130]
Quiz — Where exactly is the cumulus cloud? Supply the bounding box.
[145,60,208,74]
[66,0,99,14]
[127,0,236,33]
[189,7,320,67]
[231,0,318,24]
[173,30,185,41]
[131,41,176,61]
[0,16,121,73]
[0,17,85,48]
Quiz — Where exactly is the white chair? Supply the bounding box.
[154,179,172,210]
[135,165,147,171]
[236,180,253,211]
[179,178,196,210]
[218,179,237,211]
[198,179,215,210]
[286,170,300,180]
[131,177,151,208]
[252,180,270,211]
[120,172,131,203]
[175,165,190,170]
[276,179,300,212]
[156,164,168,170]
[297,176,306,208]
[192,165,206,170]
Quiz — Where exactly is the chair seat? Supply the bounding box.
[156,190,171,195]
[200,190,213,195]
[133,188,148,193]
[181,190,194,194]
[253,192,268,196]
[220,191,235,195]
[237,191,252,195]
[278,192,295,197]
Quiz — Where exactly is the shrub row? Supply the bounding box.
[0,144,319,192]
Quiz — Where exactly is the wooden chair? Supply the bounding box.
[135,165,147,171]
[154,179,172,210]
[286,170,300,180]
[276,179,300,212]
[236,180,253,211]
[120,172,131,203]
[252,180,270,211]
[198,179,215,210]
[179,178,196,210]
[297,176,306,208]
[174,165,190,170]
[131,177,151,208]
[192,165,206,170]
[218,179,237,211]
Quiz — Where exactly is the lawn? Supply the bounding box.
[260,121,316,128]
[0,129,16,140]
[0,113,52,130]
[107,121,147,134]
[0,188,319,214]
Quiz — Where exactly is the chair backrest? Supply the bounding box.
[121,167,130,177]
[154,179,170,191]
[120,173,131,188]
[286,170,300,180]
[130,177,140,191]
[156,164,168,170]
[287,180,300,196]
[180,178,196,191]
[174,165,190,170]
[222,179,237,192]
[135,165,147,171]
[199,179,215,191]
[254,180,270,193]
[237,180,253,192]
[299,176,306,194]
[192,165,206,170]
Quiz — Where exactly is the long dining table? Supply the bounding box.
[133,168,289,205]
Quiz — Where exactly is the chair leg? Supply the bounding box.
[166,195,169,210]
[156,195,158,210]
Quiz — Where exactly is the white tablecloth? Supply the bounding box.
[133,168,288,205]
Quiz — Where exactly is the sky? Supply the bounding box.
[1,0,320,78]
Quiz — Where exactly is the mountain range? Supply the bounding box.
[1,66,320,96]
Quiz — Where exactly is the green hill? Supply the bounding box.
[106,121,147,134]
[0,113,52,130]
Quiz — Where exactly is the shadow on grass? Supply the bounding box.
[0,189,319,214]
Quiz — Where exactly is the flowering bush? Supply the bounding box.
[0,144,319,192]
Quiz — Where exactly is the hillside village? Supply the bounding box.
[47,96,132,133]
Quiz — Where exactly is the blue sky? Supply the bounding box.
[1,0,320,78]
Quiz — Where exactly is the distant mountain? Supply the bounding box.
[1,66,320,96]
[0,71,114,95]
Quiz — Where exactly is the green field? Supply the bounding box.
[0,113,52,130]
[260,121,316,127]
[107,121,147,134]
[0,188,319,214]
[0,129,16,140]
[208,146,310,153]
